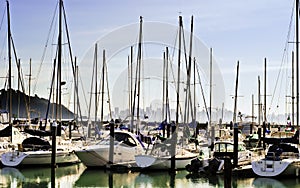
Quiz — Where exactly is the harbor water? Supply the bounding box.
[1,163,300,188]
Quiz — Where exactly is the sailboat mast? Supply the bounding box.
[258,76,261,128]
[130,46,133,117]
[176,16,182,131]
[296,0,299,127]
[56,0,62,122]
[128,55,131,118]
[264,58,267,123]
[136,16,143,131]
[7,0,12,125]
[166,47,170,122]
[162,51,166,120]
[193,58,196,123]
[29,58,31,120]
[233,61,239,124]
[165,47,170,122]
[105,56,112,120]
[292,51,295,126]
[209,48,212,131]
[172,16,183,171]
[188,15,194,122]
[101,49,105,124]
[74,58,76,122]
[94,44,98,129]
[52,0,63,169]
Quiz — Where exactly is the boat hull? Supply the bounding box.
[1,150,79,167]
[135,152,198,170]
[252,158,300,177]
[75,144,142,168]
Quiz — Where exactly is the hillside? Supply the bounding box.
[0,89,74,119]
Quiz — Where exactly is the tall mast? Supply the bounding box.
[136,16,143,131]
[292,51,295,126]
[29,59,32,120]
[94,44,98,128]
[193,57,196,123]
[130,46,133,132]
[209,48,212,130]
[176,16,182,132]
[17,59,20,119]
[166,47,170,122]
[258,76,261,127]
[130,46,133,116]
[75,59,79,125]
[296,0,299,127]
[94,43,98,128]
[56,0,62,122]
[127,55,131,119]
[7,0,12,125]
[162,51,166,120]
[264,58,267,123]
[52,0,63,169]
[105,54,112,119]
[233,61,239,124]
[252,94,254,134]
[74,57,76,122]
[100,49,105,125]
[172,16,183,171]
[189,15,194,122]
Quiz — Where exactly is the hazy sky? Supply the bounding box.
[0,0,296,123]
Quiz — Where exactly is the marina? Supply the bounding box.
[1,163,300,187]
[1,0,300,187]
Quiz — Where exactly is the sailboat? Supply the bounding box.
[251,0,300,177]
[1,0,80,167]
[74,17,147,168]
[135,16,198,170]
[251,130,300,177]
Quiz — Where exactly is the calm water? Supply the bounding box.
[1,163,300,188]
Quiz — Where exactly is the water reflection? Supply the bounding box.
[75,169,203,188]
[0,163,86,187]
[186,173,256,188]
[252,177,300,188]
[75,169,139,187]
[1,164,300,188]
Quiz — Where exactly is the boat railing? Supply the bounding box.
[280,152,299,159]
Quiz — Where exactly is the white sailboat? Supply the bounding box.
[74,130,146,167]
[135,16,199,170]
[1,0,80,167]
[251,132,300,177]
[1,143,79,167]
[252,0,300,177]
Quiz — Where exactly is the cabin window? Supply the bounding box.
[214,143,235,152]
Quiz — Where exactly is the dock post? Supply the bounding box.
[51,121,57,188]
[223,156,232,188]
[108,120,115,165]
[167,123,171,138]
[258,127,261,147]
[263,121,266,150]
[233,123,238,167]
[51,121,57,168]
[170,124,176,171]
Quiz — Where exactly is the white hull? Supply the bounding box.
[74,131,146,168]
[135,152,198,170]
[1,150,79,167]
[75,144,140,167]
[252,158,300,177]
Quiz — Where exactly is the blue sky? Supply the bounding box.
[0,0,296,122]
